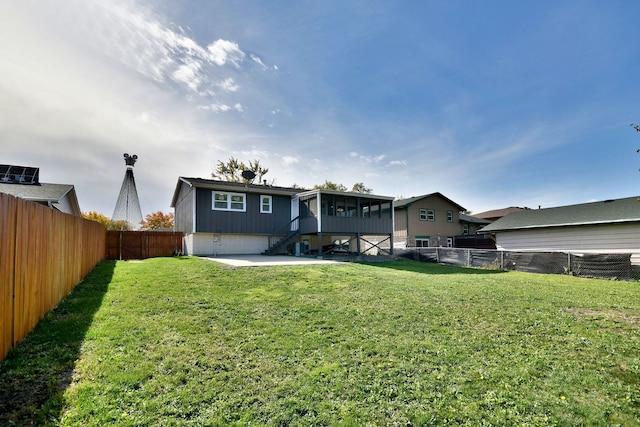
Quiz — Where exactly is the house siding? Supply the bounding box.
[184,233,268,255]
[174,182,194,233]
[495,223,640,254]
[395,196,463,246]
[194,189,292,234]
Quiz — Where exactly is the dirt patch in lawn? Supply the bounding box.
[567,307,640,329]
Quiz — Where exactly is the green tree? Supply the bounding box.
[212,156,269,184]
[313,180,373,193]
[313,180,348,192]
[633,124,640,160]
[109,220,133,231]
[351,182,373,193]
[140,211,174,230]
[82,211,111,228]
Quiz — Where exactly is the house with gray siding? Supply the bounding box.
[0,164,81,217]
[171,177,394,256]
[479,196,640,261]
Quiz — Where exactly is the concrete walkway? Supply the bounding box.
[201,255,341,267]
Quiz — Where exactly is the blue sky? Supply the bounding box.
[2,0,640,216]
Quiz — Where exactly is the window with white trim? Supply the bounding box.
[260,195,272,213]
[212,191,246,212]
[419,208,435,221]
[447,210,453,222]
[415,238,430,247]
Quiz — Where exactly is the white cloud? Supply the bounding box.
[172,60,202,91]
[200,103,232,112]
[250,53,268,69]
[282,156,299,165]
[207,39,245,67]
[217,78,239,92]
[388,160,407,166]
[350,152,386,163]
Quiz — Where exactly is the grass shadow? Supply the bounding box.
[0,260,115,425]
[361,258,507,275]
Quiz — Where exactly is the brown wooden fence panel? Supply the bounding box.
[0,193,106,362]
[106,231,183,260]
[0,194,17,362]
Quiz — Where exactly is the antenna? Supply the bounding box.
[241,170,256,181]
[112,154,143,229]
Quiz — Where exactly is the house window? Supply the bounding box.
[212,191,246,212]
[260,195,272,213]
[419,209,435,221]
[415,237,430,247]
[447,211,453,222]
[463,224,469,235]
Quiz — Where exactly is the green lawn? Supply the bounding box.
[1,257,639,426]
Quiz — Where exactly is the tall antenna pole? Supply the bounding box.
[111,153,143,230]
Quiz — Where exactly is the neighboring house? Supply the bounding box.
[0,164,81,217]
[455,213,495,249]
[170,177,395,256]
[474,206,530,222]
[479,196,640,258]
[394,193,465,248]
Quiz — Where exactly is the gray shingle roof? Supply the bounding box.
[0,182,74,201]
[480,196,640,232]
[394,193,465,211]
[459,213,492,225]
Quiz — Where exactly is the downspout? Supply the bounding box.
[405,207,409,246]
[192,186,196,234]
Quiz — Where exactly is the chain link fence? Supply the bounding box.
[396,247,637,280]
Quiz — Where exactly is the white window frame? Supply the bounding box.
[260,195,273,214]
[212,191,246,212]
[420,209,435,221]
[463,224,469,235]
[447,210,453,222]
[415,238,430,247]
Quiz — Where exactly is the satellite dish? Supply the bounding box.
[241,170,256,181]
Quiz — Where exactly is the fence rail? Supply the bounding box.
[397,247,638,280]
[1,193,106,362]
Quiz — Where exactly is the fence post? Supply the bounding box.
[567,252,571,274]
[500,250,504,270]
[436,247,440,263]
[467,249,471,267]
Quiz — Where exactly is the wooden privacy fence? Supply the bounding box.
[106,230,183,260]
[0,193,106,362]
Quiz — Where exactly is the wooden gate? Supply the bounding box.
[106,231,183,260]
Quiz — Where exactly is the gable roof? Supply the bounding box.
[0,182,81,216]
[459,213,492,225]
[474,206,530,220]
[394,192,465,211]
[480,196,640,233]
[171,177,302,207]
